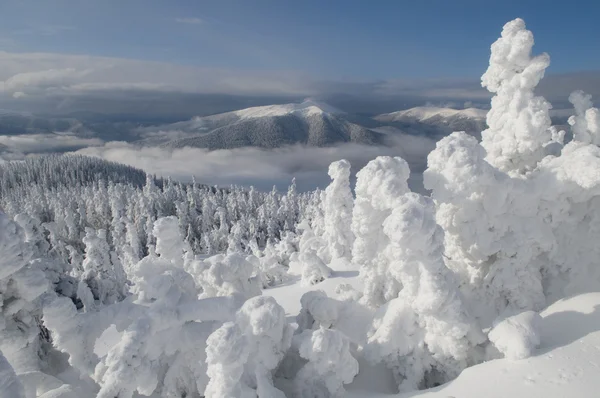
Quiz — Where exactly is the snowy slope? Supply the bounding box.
[233,99,344,119]
[347,293,600,398]
[376,107,487,123]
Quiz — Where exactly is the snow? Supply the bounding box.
[233,99,344,119]
[376,107,487,123]
[348,293,600,398]
[489,311,542,360]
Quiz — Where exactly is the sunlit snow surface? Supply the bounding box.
[345,293,600,397]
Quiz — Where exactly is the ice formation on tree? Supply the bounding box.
[153,215,193,269]
[352,156,411,307]
[424,132,548,322]
[480,18,555,174]
[79,228,127,309]
[322,160,354,261]
[568,90,600,145]
[365,193,483,391]
[425,18,600,326]
[193,252,262,299]
[295,327,359,398]
[205,296,293,398]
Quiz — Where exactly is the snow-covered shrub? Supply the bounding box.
[488,311,542,360]
[193,252,262,299]
[294,327,359,398]
[352,156,410,308]
[205,296,293,398]
[252,231,298,288]
[365,193,484,391]
[287,222,332,286]
[322,159,354,261]
[297,291,343,332]
[296,290,373,348]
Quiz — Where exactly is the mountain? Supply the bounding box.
[374,106,488,139]
[145,100,386,150]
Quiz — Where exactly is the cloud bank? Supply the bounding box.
[73,133,435,192]
[1,50,597,117]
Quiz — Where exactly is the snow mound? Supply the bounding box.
[489,311,542,360]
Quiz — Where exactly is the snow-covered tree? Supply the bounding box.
[322,160,354,261]
[79,228,127,309]
[294,327,359,398]
[480,18,555,174]
[352,156,411,308]
[205,296,293,398]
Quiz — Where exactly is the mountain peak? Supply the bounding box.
[233,99,343,120]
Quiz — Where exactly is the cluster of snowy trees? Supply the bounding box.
[2,18,600,398]
[0,155,317,274]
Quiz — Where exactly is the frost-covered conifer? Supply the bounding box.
[205,296,293,398]
[295,327,359,398]
[79,228,127,308]
[322,160,354,261]
[352,156,410,308]
[365,193,483,391]
[480,18,554,174]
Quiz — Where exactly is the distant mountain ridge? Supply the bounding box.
[152,100,385,150]
[374,106,488,139]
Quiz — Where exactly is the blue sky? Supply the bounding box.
[0,0,599,80]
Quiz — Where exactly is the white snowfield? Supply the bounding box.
[350,293,600,398]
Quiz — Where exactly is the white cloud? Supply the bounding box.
[0,50,596,111]
[2,68,92,96]
[0,51,313,98]
[0,133,104,160]
[175,17,203,25]
[74,134,435,192]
